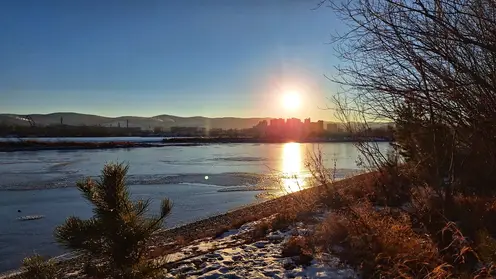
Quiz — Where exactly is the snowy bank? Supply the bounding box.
[158,214,358,279]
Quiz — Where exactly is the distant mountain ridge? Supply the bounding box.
[0,112,391,131]
[0,112,274,131]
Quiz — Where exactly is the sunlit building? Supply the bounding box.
[269,118,285,128]
[255,117,325,139]
[286,118,302,129]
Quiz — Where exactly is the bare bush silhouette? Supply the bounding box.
[323,0,496,201]
[303,0,496,277]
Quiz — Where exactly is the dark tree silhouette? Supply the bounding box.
[324,0,496,200]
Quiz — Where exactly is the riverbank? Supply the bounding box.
[2,173,370,278]
[163,137,392,144]
[0,137,391,152]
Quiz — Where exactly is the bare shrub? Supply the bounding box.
[19,254,57,279]
[305,0,496,275]
[476,230,496,264]
[315,203,445,278]
[325,0,496,200]
[270,211,298,232]
[249,221,271,240]
[450,195,496,239]
[372,151,412,206]
[281,236,314,266]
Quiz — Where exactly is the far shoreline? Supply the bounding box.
[163,136,392,144]
[0,137,392,152]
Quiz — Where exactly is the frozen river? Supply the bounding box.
[0,141,390,272]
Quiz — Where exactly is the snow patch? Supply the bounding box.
[160,214,359,279]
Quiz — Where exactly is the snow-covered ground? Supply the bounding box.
[158,215,358,279]
[0,209,359,279]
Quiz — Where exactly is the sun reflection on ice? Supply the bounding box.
[281,142,306,193]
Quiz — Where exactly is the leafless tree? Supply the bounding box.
[322,0,496,196]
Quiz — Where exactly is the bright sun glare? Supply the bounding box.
[281,142,305,193]
[283,91,301,110]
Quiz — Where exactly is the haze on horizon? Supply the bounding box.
[0,0,345,121]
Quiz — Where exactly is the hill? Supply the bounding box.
[0,113,272,131]
[0,112,393,131]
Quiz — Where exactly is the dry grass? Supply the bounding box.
[19,254,58,279]
[313,201,444,278]
[306,164,496,279]
[81,171,496,278]
[450,195,496,240]
[269,211,298,231]
[281,236,314,267]
[476,230,496,264]
[249,221,271,240]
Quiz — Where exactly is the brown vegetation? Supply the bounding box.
[281,236,314,267]
[19,254,58,279]
[302,165,496,278]
[301,0,496,277]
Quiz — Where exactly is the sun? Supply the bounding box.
[283,91,301,110]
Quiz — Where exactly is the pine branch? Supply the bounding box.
[55,162,173,278]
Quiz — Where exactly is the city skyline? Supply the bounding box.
[0,0,346,120]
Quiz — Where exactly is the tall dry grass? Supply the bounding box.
[306,158,496,278]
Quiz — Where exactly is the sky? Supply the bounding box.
[0,0,346,120]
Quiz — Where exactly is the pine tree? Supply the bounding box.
[55,162,172,279]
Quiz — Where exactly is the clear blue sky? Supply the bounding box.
[0,0,345,120]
